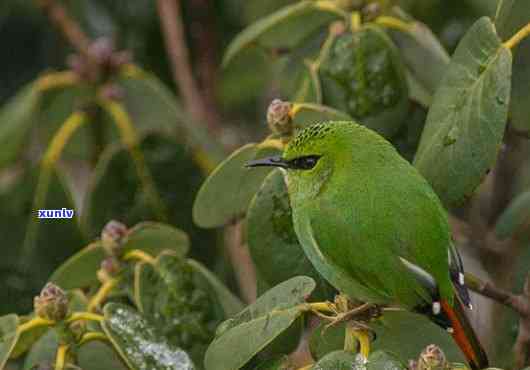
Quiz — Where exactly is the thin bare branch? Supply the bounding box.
[35,0,92,58]
[466,272,530,367]
[156,0,219,131]
[224,222,257,304]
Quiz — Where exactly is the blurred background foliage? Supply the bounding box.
[0,1,530,368]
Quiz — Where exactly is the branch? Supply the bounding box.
[35,0,92,58]
[466,272,530,368]
[224,222,257,304]
[156,0,220,131]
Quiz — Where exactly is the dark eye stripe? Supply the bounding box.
[288,155,321,170]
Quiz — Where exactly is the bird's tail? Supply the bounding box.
[440,298,489,370]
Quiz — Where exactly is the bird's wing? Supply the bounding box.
[294,209,390,304]
[302,200,430,308]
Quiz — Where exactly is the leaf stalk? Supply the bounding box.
[504,21,530,50]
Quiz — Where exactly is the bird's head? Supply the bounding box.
[247,121,361,205]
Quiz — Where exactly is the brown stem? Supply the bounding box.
[466,272,530,367]
[156,0,220,131]
[224,222,257,304]
[35,0,92,58]
[188,0,221,123]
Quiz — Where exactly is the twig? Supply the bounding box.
[224,222,257,303]
[156,0,219,131]
[188,0,221,123]
[35,0,92,58]
[466,272,530,368]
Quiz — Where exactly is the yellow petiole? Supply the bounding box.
[66,312,104,324]
[35,71,79,92]
[123,249,156,265]
[54,344,69,370]
[17,317,54,334]
[504,22,530,50]
[375,15,412,33]
[87,278,120,312]
[78,332,109,346]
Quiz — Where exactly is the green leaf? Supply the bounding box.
[391,103,428,162]
[118,72,225,164]
[78,341,128,370]
[247,170,334,300]
[102,303,195,370]
[494,0,530,132]
[0,167,85,314]
[320,25,409,138]
[387,20,450,97]
[193,143,280,228]
[205,277,315,370]
[82,133,214,252]
[365,350,407,370]
[495,0,519,39]
[413,17,512,206]
[314,350,406,370]
[495,191,530,239]
[135,254,224,366]
[291,103,351,131]
[123,222,189,257]
[254,355,291,370]
[22,329,57,370]
[223,1,337,66]
[187,259,244,317]
[36,84,96,161]
[313,350,357,369]
[0,314,19,369]
[205,306,303,370]
[49,242,105,290]
[11,319,48,359]
[0,83,40,168]
[223,276,315,331]
[293,63,323,104]
[309,311,466,364]
[50,222,189,290]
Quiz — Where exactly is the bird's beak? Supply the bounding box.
[245,155,289,169]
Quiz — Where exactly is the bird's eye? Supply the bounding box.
[290,155,321,170]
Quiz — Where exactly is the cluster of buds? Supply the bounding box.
[101,220,128,257]
[267,99,293,137]
[97,256,122,283]
[34,283,69,322]
[409,345,450,370]
[329,20,347,37]
[68,38,132,86]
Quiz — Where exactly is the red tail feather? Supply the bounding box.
[440,300,488,369]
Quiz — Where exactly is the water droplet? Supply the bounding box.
[496,95,506,105]
[444,126,459,146]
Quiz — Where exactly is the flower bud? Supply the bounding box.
[110,51,133,69]
[34,283,69,322]
[101,256,121,276]
[267,99,293,136]
[101,220,128,257]
[362,3,381,22]
[329,21,347,37]
[417,344,448,370]
[99,83,125,101]
[89,38,115,65]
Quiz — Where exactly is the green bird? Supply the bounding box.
[247,121,488,369]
